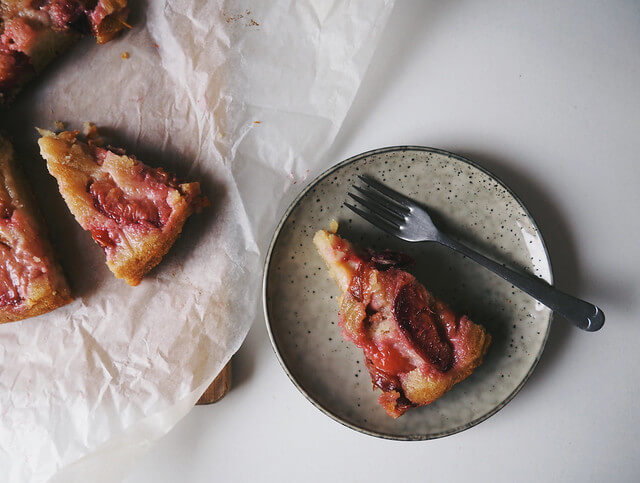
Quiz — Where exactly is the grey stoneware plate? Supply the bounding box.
[263,146,553,440]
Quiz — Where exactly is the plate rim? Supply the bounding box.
[263,145,554,441]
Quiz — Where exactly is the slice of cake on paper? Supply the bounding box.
[314,228,491,418]
[38,128,208,286]
[0,134,71,323]
[0,0,130,103]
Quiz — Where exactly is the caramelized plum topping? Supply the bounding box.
[1,18,38,53]
[0,289,22,307]
[364,358,402,393]
[365,358,414,413]
[0,242,22,307]
[347,264,367,302]
[88,179,162,228]
[42,0,88,30]
[90,228,116,249]
[365,249,414,271]
[0,50,33,90]
[394,283,454,372]
[140,166,180,190]
[0,201,13,219]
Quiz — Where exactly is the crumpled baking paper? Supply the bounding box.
[0,1,394,481]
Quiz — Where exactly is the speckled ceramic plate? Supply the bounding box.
[263,146,553,440]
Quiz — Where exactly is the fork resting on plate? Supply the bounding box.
[345,175,604,332]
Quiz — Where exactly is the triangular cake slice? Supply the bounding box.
[0,1,130,103]
[314,228,491,418]
[38,129,208,286]
[0,135,71,323]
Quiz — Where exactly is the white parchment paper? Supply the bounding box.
[0,1,394,481]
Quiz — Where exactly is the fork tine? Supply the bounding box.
[344,202,400,236]
[358,175,412,207]
[347,191,405,223]
[353,185,410,216]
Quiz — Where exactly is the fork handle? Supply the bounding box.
[439,235,604,332]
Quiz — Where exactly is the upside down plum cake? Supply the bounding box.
[314,228,491,418]
[0,134,71,323]
[0,0,130,103]
[38,128,208,286]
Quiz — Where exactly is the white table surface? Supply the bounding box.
[126,1,640,481]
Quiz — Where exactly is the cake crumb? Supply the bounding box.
[329,219,339,233]
[83,122,103,146]
[121,51,130,59]
[53,121,65,131]
[224,13,243,22]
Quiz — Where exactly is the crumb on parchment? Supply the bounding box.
[53,121,65,130]
[224,13,243,22]
[329,220,339,234]
[83,122,103,146]
[225,11,259,26]
[121,51,130,59]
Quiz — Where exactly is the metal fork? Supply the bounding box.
[345,175,604,332]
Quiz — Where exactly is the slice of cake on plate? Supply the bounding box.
[0,134,71,323]
[314,228,491,418]
[38,128,208,286]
